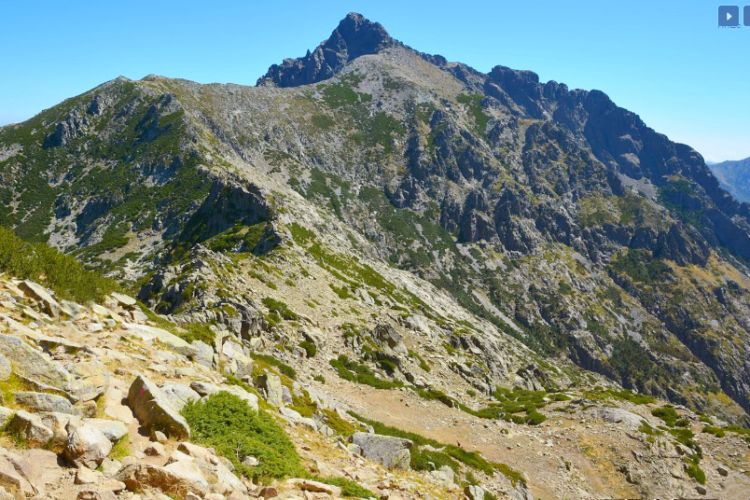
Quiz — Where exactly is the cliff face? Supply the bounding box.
[1,12,750,427]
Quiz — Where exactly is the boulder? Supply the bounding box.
[7,410,53,446]
[64,421,113,468]
[127,375,190,439]
[288,478,341,495]
[590,407,645,430]
[18,280,59,317]
[122,323,196,357]
[15,391,78,415]
[279,407,317,430]
[38,411,82,445]
[0,335,72,393]
[190,381,259,412]
[161,383,200,411]
[260,372,284,406]
[465,484,485,500]
[351,432,412,469]
[0,407,14,428]
[83,418,128,442]
[0,451,36,497]
[110,292,137,308]
[115,463,208,497]
[191,340,214,368]
[0,354,10,382]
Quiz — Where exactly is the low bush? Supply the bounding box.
[182,392,302,482]
[330,355,403,390]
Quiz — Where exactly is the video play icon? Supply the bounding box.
[719,5,740,27]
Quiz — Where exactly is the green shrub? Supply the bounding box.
[651,406,680,427]
[262,297,300,322]
[181,392,302,482]
[0,226,118,302]
[685,456,706,485]
[251,353,297,380]
[299,340,317,358]
[314,476,376,498]
[330,355,403,390]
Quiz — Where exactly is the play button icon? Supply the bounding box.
[719,5,740,27]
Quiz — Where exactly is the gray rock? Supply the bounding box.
[590,407,645,430]
[15,391,78,415]
[261,372,284,406]
[127,374,190,439]
[161,382,200,411]
[0,407,13,428]
[279,407,317,430]
[38,411,82,445]
[7,410,54,446]
[465,484,485,500]
[110,292,137,308]
[64,421,113,468]
[83,418,128,442]
[0,354,10,382]
[0,335,72,393]
[18,280,59,317]
[115,463,208,497]
[190,381,259,412]
[0,449,36,496]
[191,340,214,368]
[351,432,412,469]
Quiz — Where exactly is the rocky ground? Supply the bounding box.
[0,273,747,499]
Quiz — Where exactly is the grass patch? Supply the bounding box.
[583,388,655,405]
[251,353,297,380]
[182,392,302,483]
[651,406,685,427]
[109,435,131,461]
[299,340,317,358]
[321,408,358,438]
[314,476,376,498]
[330,355,403,390]
[262,297,300,322]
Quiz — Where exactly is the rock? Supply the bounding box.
[0,451,36,497]
[127,374,190,439]
[351,432,412,469]
[115,463,208,497]
[9,448,62,498]
[18,280,59,317]
[161,383,200,411]
[0,354,10,382]
[144,442,166,456]
[154,431,168,443]
[696,485,707,495]
[465,484,485,500]
[191,340,214,368]
[99,458,122,477]
[279,407,317,430]
[0,335,72,393]
[371,323,406,353]
[111,292,137,308]
[430,465,455,485]
[590,407,644,430]
[190,381,259,412]
[15,391,78,415]
[83,418,128,442]
[221,339,252,377]
[260,372,284,406]
[0,407,14,428]
[75,467,101,484]
[122,323,195,357]
[288,478,341,495]
[7,410,54,446]
[38,411,81,445]
[259,486,278,498]
[163,459,210,493]
[242,456,259,467]
[64,421,113,468]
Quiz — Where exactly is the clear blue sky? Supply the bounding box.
[1,0,747,161]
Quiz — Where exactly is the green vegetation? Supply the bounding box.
[0,226,118,302]
[320,408,358,438]
[298,340,317,358]
[330,355,403,390]
[685,456,706,485]
[182,392,302,482]
[456,93,489,136]
[583,387,655,405]
[262,297,300,325]
[609,249,671,285]
[251,353,297,380]
[315,476,376,498]
[651,406,687,428]
[408,349,431,372]
[351,412,524,485]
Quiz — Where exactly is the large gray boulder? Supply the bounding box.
[15,392,78,415]
[351,432,412,469]
[115,463,208,497]
[161,383,200,412]
[64,422,113,468]
[7,410,54,446]
[260,372,284,406]
[0,335,72,393]
[590,407,645,430]
[127,375,190,439]
[18,280,59,318]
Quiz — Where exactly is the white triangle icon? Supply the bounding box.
[726,11,733,21]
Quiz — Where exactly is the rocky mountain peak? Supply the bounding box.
[257,12,396,87]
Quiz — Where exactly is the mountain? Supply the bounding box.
[1,12,750,497]
[710,156,750,203]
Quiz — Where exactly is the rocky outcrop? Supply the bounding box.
[126,375,190,439]
[258,12,395,87]
[351,432,412,469]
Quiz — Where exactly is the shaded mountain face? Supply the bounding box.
[710,157,750,204]
[2,13,750,423]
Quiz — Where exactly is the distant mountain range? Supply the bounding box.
[710,157,750,203]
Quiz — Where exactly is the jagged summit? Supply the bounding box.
[257,12,396,87]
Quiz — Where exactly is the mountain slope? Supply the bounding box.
[1,10,750,435]
[710,157,750,203]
